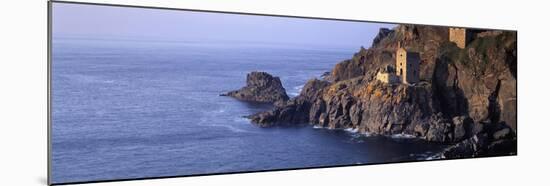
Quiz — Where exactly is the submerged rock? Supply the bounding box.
[222,71,289,104]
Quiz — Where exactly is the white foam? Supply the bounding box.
[233,117,250,123]
[344,127,359,133]
[313,125,376,137]
[362,131,373,137]
[288,84,304,97]
[311,125,338,131]
[312,125,324,129]
[390,133,417,139]
[312,125,422,140]
[425,154,444,160]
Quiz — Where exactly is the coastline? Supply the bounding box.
[230,24,516,159]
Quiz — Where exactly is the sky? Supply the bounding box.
[52,2,396,48]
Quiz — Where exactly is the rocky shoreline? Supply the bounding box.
[223,24,517,158]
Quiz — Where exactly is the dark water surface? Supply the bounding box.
[52,38,445,183]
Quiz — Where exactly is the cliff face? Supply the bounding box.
[434,33,517,131]
[247,24,517,156]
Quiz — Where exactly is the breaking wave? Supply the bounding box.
[288,84,304,97]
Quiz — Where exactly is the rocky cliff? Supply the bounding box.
[222,71,289,104]
[246,24,517,157]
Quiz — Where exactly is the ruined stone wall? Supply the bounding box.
[376,72,399,84]
[405,54,420,84]
[449,28,466,49]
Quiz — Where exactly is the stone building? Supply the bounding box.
[449,27,473,49]
[395,42,420,84]
[376,65,400,84]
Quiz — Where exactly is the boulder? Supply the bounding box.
[492,127,512,141]
[425,113,453,143]
[440,133,489,158]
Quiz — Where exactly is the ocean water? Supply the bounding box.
[51,38,445,184]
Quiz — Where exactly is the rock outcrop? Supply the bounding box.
[222,71,289,104]
[372,28,394,47]
[243,24,517,157]
[248,79,330,127]
[437,122,516,158]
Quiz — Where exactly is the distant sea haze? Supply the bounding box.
[51,38,444,184]
[51,35,370,50]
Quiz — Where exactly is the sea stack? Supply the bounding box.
[222,71,289,104]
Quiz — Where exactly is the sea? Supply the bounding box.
[51,38,445,184]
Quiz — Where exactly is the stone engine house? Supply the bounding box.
[395,42,420,84]
[376,65,400,84]
[449,27,473,49]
